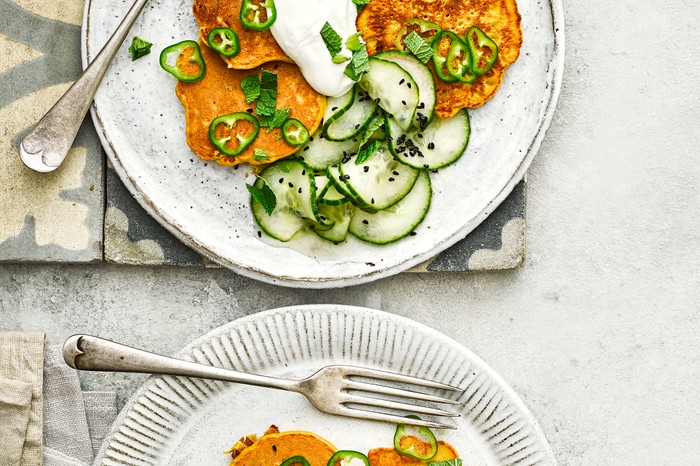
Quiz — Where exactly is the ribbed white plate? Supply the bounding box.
[82,0,565,288]
[94,305,556,465]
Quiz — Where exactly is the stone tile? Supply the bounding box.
[0,0,104,263]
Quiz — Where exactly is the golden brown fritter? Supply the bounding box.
[193,0,291,69]
[175,42,326,167]
[357,0,522,118]
[368,441,460,466]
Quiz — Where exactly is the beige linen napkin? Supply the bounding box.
[43,345,119,465]
[0,332,45,466]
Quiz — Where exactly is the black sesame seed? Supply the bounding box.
[302,170,306,175]
[363,166,369,173]
[279,178,284,183]
[407,82,412,89]
[309,137,314,141]
[258,231,262,238]
[354,124,360,129]
[363,220,369,225]
[331,106,338,111]
[288,182,294,188]
[298,187,302,194]
[389,177,395,182]
[303,146,310,151]
[399,78,405,85]
[417,133,424,138]
[418,102,425,109]
[424,164,430,168]
[371,198,375,204]
[428,142,435,150]
[246,108,253,113]
[343,174,350,180]
[402,100,407,106]
[374,98,380,103]
[410,232,417,236]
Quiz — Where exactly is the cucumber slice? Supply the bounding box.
[386,110,470,170]
[323,88,355,123]
[358,58,419,132]
[251,159,328,242]
[298,127,359,171]
[339,142,419,211]
[349,170,432,245]
[319,182,348,206]
[327,164,364,208]
[315,203,354,244]
[323,86,378,141]
[374,51,436,129]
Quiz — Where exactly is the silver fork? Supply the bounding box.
[63,335,462,429]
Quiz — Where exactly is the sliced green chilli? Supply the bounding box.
[466,26,499,75]
[280,456,310,466]
[327,450,370,466]
[395,18,442,50]
[392,415,439,460]
[431,31,458,83]
[446,36,477,84]
[159,40,205,82]
[240,0,276,31]
[282,119,310,146]
[209,112,259,156]
[207,27,240,58]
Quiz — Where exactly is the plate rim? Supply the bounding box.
[83,0,566,288]
[92,304,557,465]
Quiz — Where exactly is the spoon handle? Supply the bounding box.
[19,0,150,173]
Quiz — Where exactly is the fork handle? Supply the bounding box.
[63,335,300,392]
[19,0,150,173]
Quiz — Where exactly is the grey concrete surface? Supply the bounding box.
[1,1,699,465]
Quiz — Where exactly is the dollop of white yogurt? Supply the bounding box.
[271,0,358,97]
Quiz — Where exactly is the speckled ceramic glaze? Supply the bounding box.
[93,305,556,465]
[83,0,564,287]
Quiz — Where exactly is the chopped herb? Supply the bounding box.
[344,43,370,81]
[320,22,344,58]
[355,140,381,165]
[352,0,370,4]
[255,70,277,117]
[128,36,152,61]
[241,74,261,104]
[358,114,384,147]
[260,108,291,131]
[253,148,270,161]
[404,31,434,64]
[332,54,351,64]
[247,178,276,215]
[346,32,364,52]
[428,461,463,466]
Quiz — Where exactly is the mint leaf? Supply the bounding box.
[358,114,384,147]
[404,31,434,64]
[355,140,381,165]
[241,74,261,104]
[346,32,363,52]
[247,178,276,215]
[345,43,369,81]
[320,22,343,58]
[260,108,291,132]
[128,36,152,61]
[332,54,351,64]
[428,460,463,466]
[255,70,277,117]
[253,148,270,161]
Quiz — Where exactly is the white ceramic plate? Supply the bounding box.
[83,1,564,287]
[94,305,556,465]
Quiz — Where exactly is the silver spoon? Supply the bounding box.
[19,0,150,173]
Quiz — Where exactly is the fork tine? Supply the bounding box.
[345,380,461,405]
[340,406,456,429]
[344,394,460,418]
[343,366,462,392]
